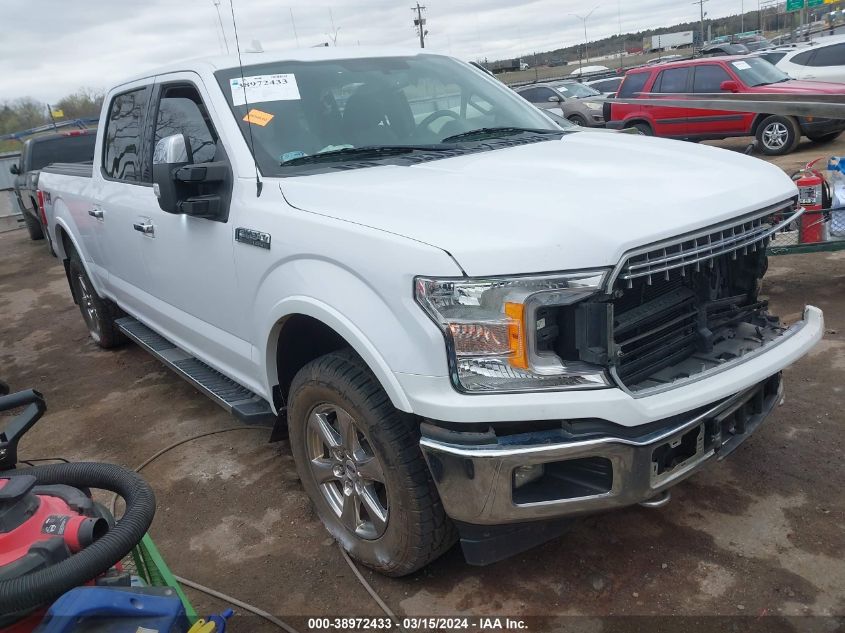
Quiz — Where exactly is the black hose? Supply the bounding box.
[0,462,155,615]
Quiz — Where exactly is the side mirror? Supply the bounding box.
[548,95,564,103]
[152,134,192,215]
[152,133,231,221]
[9,164,19,175]
[720,80,740,93]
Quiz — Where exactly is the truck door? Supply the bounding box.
[134,73,251,379]
[92,83,155,312]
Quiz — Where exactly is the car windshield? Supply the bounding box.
[554,83,601,98]
[214,54,559,176]
[730,57,791,86]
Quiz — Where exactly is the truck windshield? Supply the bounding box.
[28,133,96,171]
[214,54,560,176]
[730,57,791,86]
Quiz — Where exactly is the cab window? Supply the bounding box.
[153,84,219,166]
[102,87,150,183]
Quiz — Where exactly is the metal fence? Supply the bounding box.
[768,207,845,255]
[0,151,20,191]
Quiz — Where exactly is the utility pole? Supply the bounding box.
[570,4,600,74]
[412,3,427,49]
[692,0,709,50]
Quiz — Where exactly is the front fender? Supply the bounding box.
[263,296,413,412]
[254,255,460,414]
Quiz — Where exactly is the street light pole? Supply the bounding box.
[570,4,600,75]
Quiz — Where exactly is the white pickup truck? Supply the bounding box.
[39,48,823,575]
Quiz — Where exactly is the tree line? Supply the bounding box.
[1,89,103,152]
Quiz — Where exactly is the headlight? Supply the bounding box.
[415,271,611,393]
[585,102,603,111]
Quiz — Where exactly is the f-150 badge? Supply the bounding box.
[235,228,271,250]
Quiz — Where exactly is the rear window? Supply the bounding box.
[618,72,650,97]
[28,134,96,171]
[807,43,845,67]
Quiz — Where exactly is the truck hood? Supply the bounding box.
[747,79,845,94]
[279,131,797,277]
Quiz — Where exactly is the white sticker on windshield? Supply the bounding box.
[230,74,300,106]
[732,61,751,70]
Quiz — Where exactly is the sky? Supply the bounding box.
[0,0,753,103]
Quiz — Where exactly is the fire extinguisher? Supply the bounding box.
[794,159,829,245]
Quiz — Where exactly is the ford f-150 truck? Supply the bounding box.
[38,48,824,576]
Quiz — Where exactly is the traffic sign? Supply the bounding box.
[786,0,804,11]
[808,0,824,7]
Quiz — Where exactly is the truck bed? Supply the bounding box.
[41,162,93,179]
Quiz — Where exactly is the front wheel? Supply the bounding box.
[68,251,125,349]
[756,115,800,156]
[567,114,587,127]
[288,349,456,576]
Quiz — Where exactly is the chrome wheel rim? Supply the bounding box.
[305,403,389,540]
[77,274,101,342]
[762,122,789,150]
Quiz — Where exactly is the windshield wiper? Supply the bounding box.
[281,144,455,166]
[440,127,564,143]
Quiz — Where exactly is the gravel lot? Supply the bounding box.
[1,137,843,632]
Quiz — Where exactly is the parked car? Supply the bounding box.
[607,55,845,154]
[701,42,751,56]
[584,75,623,95]
[9,130,96,243]
[515,80,606,126]
[647,54,685,65]
[38,48,822,575]
[773,34,845,83]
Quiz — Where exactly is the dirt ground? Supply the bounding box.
[1,139,844,632]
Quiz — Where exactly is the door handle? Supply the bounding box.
[88,208,104,219]
[132,222,154,236]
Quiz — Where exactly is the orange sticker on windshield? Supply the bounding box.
[243,109,274,126]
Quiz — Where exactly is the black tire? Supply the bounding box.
[67,250,125,349]
[22,212,44,241]
[632,122,653,136]
[288,349,456,576]
[807,130,842,144]
[756,115,800,156]
[567,114,588,127]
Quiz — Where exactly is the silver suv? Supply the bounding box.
[514,80,606,127]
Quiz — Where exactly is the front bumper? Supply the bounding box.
[799,116,845,136]
[421,373,782,525]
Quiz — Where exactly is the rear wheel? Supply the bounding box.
[288,349,456,576]
[22,212,44,241]
[756,115,800,156]
[807,130,842,144]
[632,122,653,136]
[67,250,125,349]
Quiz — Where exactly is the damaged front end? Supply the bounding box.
[542,199,804,395]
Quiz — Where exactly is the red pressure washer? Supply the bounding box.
[0,385,167,632]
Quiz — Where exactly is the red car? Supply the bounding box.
[606,55,845,155]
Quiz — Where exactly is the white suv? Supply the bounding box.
[775,35,845,82]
